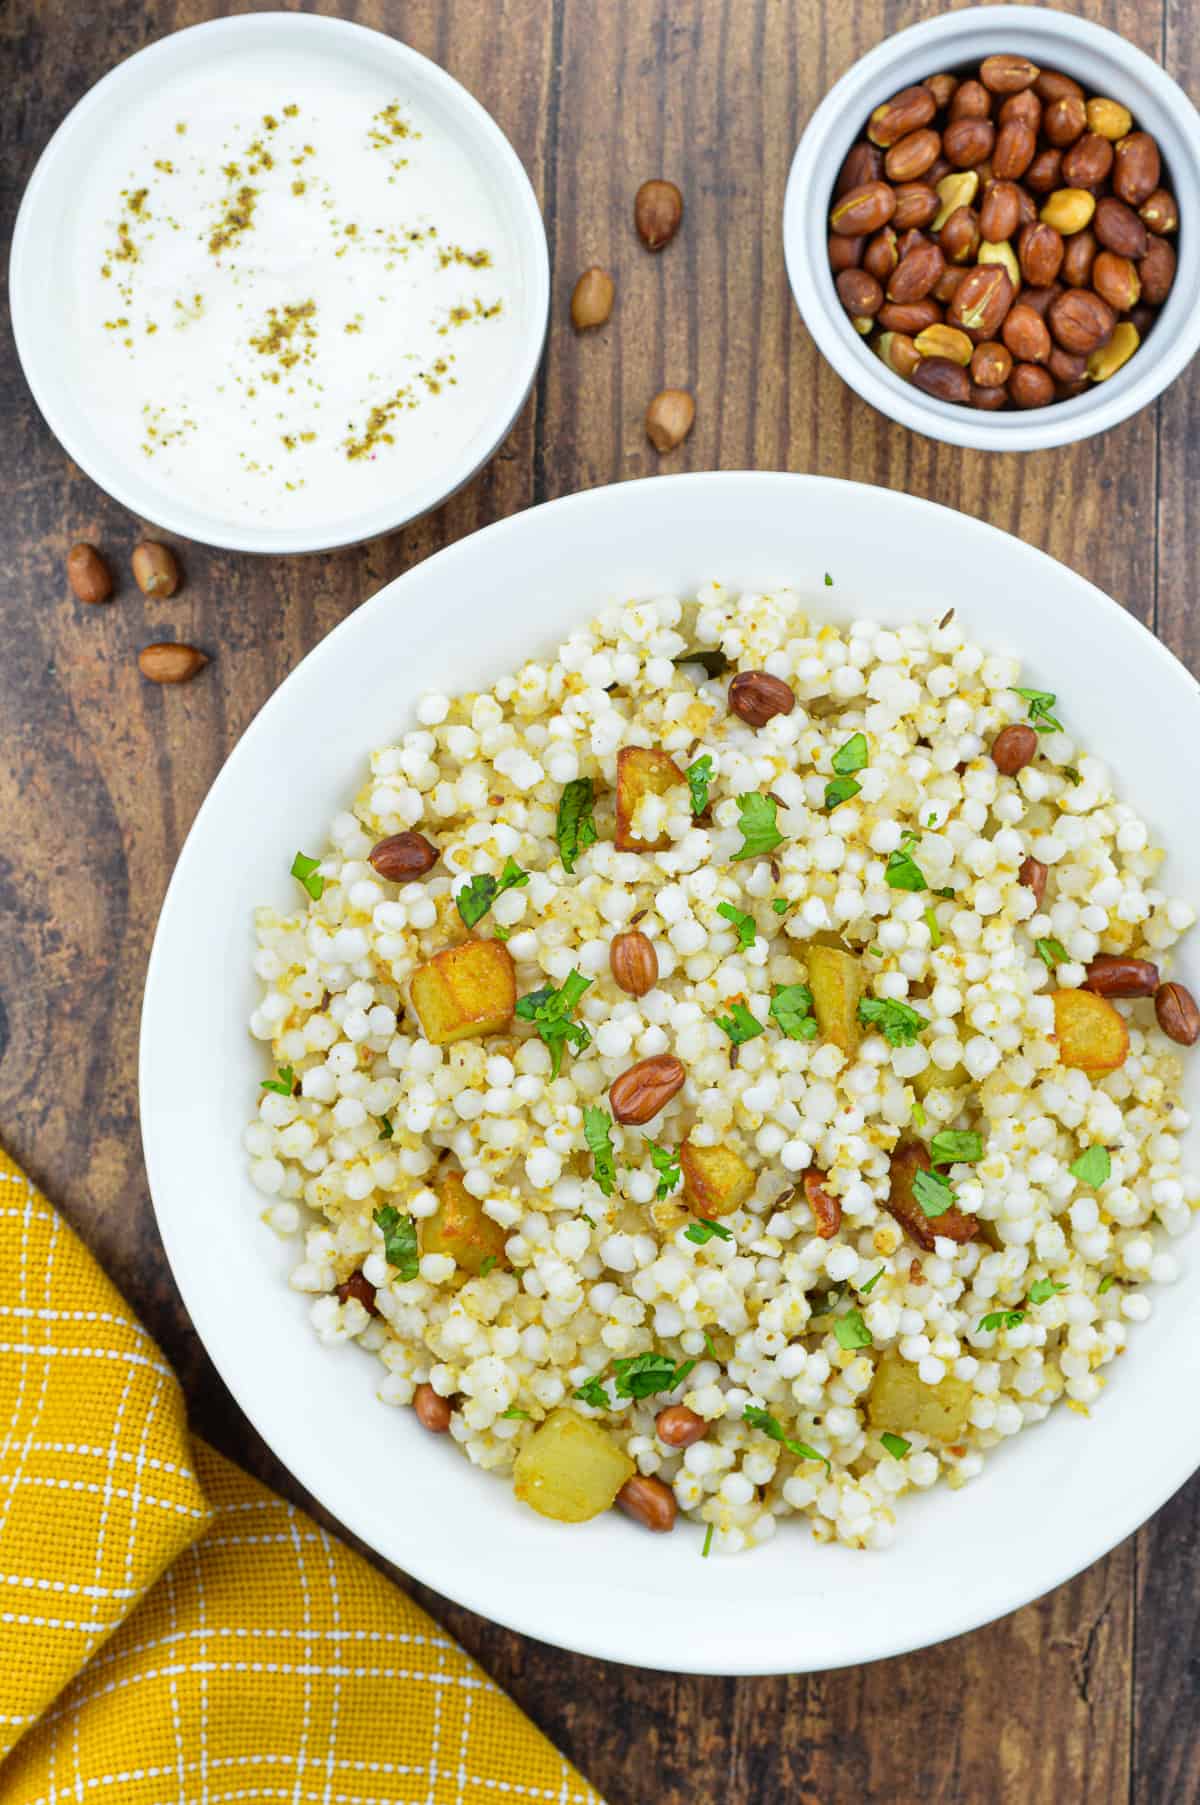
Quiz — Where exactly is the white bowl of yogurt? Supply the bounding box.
[10,13,549,554]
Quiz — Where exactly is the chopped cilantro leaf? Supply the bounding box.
[833,1308,873,1351]
[378,1116,394,1141]
[912,1166,955,1218]
[880,1432,911,1459]
[772,897,791,915]
[831,732,869,776]
[703,1330,719,1360]
[742,1405,830,1471]
[1063,765,1082,786]
[859,1267,884,1295]
[929,1130,983,1168]
[857,996,928,1047]
[291,851,324,900]
[924,905,942,948]
[456,857,529,928]
[573,1374,610,1409]
[824,573,834,586]
[686,754,713,816]
[515,970,592,1077]
[732,792,785,861]
[936,886,956,899]
[885,834,927,892]
[1035,937,1068,969]
[685,1218,733,1245]
[911,1100,927,1128]
[556,777,598,874]
[1013,687,1063,734]
[501,1406,529,1420]
[479,1255,498,1277]
[373,1205,419,1281]
[1069,1145,1111,1188]
[613,1351,695,1400]
[717,901,757,949]
[1098,1274,1116,1295]
[824,774,862,811]
[584,1106,616,1196]
[715,1001,764,1045]
[648,1140,682,1200]
[980,1308,1025,1332]
[702,1522,715,1558]
[770,983,818,1041]
[1028,1277,1067,1305]
[260,1065,296,1096]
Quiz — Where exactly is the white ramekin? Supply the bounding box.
[783,5,1200,451]
[9,14,549,554]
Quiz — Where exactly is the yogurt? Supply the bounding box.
[68,55,523,531]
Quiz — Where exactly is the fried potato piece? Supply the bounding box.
[912,1060,969,1099]
[867,1347,973,1443]
[886,1141,980,1253]
[614,746,685,851]
[409,938,516,1045]
[1051,987,1130,1072]
[808,943,864,1055]
[680,1139,756,1217]
[422,1171,509,1276]
[513,1408,635,1523]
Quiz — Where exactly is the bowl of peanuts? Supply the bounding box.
[783,5,1200,449]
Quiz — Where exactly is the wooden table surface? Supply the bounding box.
[3,1,1199,1798]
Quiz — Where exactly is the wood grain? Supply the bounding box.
[1,2,1197,1801]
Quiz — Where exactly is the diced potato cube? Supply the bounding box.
[867,1347,973,1444]
[807,943,864,1055]
[649,1195,690,1235]
[409,938,516,1045]
[513,1408,635,1523]
[912,1060,968,1099]
[680,1139,756,1217]
[886,1141,980,1252]
[422,1171,508,1276]
[1052,987,1129,1072]
[614,746,685,852]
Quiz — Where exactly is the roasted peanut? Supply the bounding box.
[369,832,439,880]
[877,298,942,334]
[980,54,1040,95]
[1002,301,1052,363]
[885,127,942,183]
[1094,195,1148,258]
[656,1405,707,1448]
[1019,855,1048,904]
[1056,375,1091,401]
[803,1168,842,1238]
[1035,70,1084,105]
[1018,282,1062,319]
[1139,236,1176,305]
[67,542,112,605]
[876,331,921,378]
[1061,131,1114,190]
[1048,345,1088,383]
[831,180,897,236]
[132,540,180,598]
[138,642,207,683]
[1086,320,1139,381]
[1040,187,1096,234]
[645,389,695,452]
[610,1054,686,1124]
[1155,982,1200,1047]
[616,1474,677,1533]
[1025,146,1063,193]
[334,1270,379,1314]
[971,340,1012,387]
[943,117,995,169]
[1061,227,1098,288]
[925,73,959,111]
[1092,249,1140,311]
[993,120,1036,181]
[1049,287,1116,354]
[940,204,981,263]
[932,170,980,229]
[914,323,973,365]
[868,85,938,147]
[837,267,885,319]
[979,179,1021,243]
[571,267,615,329]
[1042,93,1087,148]
[837,141,885,196]
[891,182,940,231]
[1000,89,1041,131]
[635,178,683,250]
[1086,97,1133,141]
[991,722,1039,774]
[864,226,900,279]
[1083,955,1161,998]
[829,233,864,273]
[1018,220,1064,286]
[414,1384,453,1433]
[933,265,968,305]
[610,929,659,997]
[887,241,945,302]
[1113,131,1160,207]
[912,356,971,404]
[1008,361,1055,407]
[947,264,1014,337]
[950,79,991,121]
[729,670,795,726]
[1140,188,1178,235]
[979,237,1020,290]
[972,380,1008,410]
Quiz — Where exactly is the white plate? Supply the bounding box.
[9,13,549,554]
[141,473,1200,1673]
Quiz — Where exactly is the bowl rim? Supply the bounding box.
[8,10,550,555]
[783,3,1200,452]
[140,471,1200,1674]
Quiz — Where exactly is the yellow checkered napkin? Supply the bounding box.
[0,1148,602,1804]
